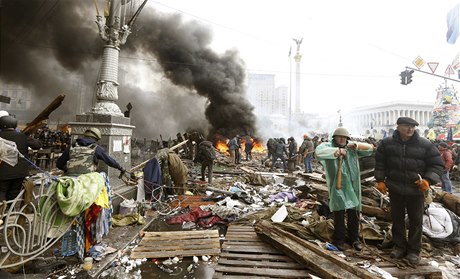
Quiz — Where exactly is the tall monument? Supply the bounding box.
[292,38,303,114]
[70,0,146,181]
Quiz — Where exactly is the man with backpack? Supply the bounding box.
[194,140,216,183]
[261,138,276,166]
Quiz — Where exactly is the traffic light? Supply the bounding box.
[406,70,414,84]
[400,71,408,85]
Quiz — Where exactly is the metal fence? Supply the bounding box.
[0,177,74,268]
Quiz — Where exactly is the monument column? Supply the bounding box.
[69,0,145,183]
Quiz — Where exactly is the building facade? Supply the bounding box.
[246,73,288,116]
[344,101,433,138]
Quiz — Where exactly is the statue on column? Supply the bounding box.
[293,38,303,52]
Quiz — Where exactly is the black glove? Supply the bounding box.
[119,168,126,179]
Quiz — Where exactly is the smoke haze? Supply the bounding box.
[0,0,256,139]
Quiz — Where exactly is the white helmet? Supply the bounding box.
[0,110,9,118]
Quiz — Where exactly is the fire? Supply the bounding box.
[252,138,265,153]
[215,139,229,154]
[212,135,266,155]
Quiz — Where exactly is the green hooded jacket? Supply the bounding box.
[315,140,374,212]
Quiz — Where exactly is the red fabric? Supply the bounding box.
[166,207,212,224]
[197,216,225,228]
[84,204,102,251]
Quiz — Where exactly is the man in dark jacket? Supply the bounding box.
[261,138,276,166]
[271,138,288,172]
[374,117,443,265]
[0,115,42,201]
[56,127,125,177]
[194,140,216,184]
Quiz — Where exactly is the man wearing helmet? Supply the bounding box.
[0,115,42,201]
[56,127,125,177]
[315,127,374,251]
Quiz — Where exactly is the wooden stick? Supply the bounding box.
[336,156,342,189]
[129,139,189,172]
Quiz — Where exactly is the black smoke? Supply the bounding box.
[0,0,256,139]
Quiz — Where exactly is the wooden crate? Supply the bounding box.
[213,225,311,278]
[130,229,220,259]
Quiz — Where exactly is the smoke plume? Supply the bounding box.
[0,0,256,139]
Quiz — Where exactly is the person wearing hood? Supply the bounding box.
[374,117,443,265]
[0,114,42,201]
[315,127,374,252]
[56,127,125,177]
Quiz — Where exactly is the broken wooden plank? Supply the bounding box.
[214,266,311,278]
[301,172,327,182]
[379,265,442,279]
[239,166,255,173]
[214,224,313,278]
[130,230,220,259]
[255,220,377,279]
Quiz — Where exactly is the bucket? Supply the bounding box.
[119,199,137,216]
[287,157,297,172]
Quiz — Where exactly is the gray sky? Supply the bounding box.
[149,0,460,115]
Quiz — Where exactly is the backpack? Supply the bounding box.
[267,138,276,152]
[66,144,97,175]
[197,141,216,162]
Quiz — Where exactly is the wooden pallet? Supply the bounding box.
[213,225,311,278]
[130,229,220,259]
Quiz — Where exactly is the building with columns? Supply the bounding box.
[343,101,434,138]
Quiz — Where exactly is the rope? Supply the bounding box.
[19,152,59,181]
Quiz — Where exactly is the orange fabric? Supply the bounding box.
[375,182,387,194]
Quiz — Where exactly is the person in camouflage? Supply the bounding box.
[299,134,314,173]
[56,128,125,177]
[156,148,189,195]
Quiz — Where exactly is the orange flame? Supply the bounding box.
[215,139,229,154]
[252,139,265,153]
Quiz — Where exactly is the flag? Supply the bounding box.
[447,4,460,44]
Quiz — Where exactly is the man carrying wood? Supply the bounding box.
[315,127,374,252]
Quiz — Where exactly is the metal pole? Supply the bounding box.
[289,53,292,134]
[405,66,460,83]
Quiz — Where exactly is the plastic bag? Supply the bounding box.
[0,137,19,166]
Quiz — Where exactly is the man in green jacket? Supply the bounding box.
[316,127,374,251]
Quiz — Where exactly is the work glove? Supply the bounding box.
[414,178,430,192]
[375,182,387,195]
[119,168,126,179]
